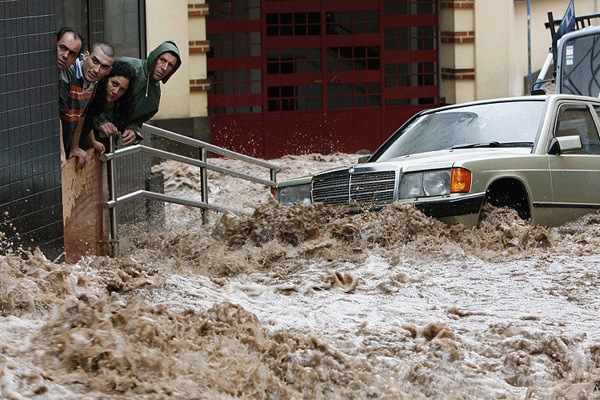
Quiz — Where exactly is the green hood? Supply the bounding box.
[146,40,181,84]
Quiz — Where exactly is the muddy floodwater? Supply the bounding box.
[1,153,599,399]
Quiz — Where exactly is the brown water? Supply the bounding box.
[1,153,599,399]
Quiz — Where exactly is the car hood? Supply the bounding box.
[314,147,533,177]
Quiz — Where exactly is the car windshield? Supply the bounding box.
[374,100,546,161]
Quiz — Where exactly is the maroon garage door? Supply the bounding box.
[207,0,440,159]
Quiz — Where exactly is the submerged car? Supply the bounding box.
[274,94,600,227]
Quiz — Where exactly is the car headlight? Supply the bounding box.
[276,183,312,206]
[399,168,470,199]
[399,170,451,198]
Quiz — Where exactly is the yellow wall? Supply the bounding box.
[440,3,476,104]
[188,1,208,118]
[145,0,191,119]
[475,2,511,99]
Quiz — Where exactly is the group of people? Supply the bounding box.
[56,27,182,169]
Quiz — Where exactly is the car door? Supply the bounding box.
[547,102,600,224]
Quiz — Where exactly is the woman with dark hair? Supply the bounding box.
[69,60,137,168]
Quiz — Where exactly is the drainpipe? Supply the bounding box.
[527,0,532,92]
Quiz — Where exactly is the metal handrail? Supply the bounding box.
[102,125,281,256]
[106,189,243,215]
[103,144,278,188]
[143,124,279,172]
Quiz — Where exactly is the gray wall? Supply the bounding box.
[0,0,63,258]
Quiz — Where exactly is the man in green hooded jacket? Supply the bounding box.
[94,41,181,146]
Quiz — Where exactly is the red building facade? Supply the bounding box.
[207,0,440,159]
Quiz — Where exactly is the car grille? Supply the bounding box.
[312,170,396,206]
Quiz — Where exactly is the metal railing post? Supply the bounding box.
[106,136,119,257]
[199,147,208,224]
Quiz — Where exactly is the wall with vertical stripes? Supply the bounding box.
[0,0,64,259]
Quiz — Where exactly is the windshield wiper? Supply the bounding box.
[450,141,533,149]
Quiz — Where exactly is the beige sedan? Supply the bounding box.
[275,94,600,227]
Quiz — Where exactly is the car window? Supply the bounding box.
[373,100,545,161]
[555,103,600,155]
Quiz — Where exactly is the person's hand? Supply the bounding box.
[60,147,67,169]
[98,122,119,137]
[68,146,88,169]
[121,129,137,147]
[91,139,105,156]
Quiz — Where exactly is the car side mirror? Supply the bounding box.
[357,155,370,164]
[548,135,582,155]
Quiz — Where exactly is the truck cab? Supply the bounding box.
[536,10,600,97]
[556,25,600,97]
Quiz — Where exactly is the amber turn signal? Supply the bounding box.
[451,168,471,193]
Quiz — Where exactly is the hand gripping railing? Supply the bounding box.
[102,123,280,257]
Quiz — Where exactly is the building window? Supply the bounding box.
[385,62,437,87]
[209,69,261,95]
[207,32,261,58]
[328,83,381,109]
[267,85,322,112]
[384,0,436,16]
[266,13,321,36]
[208,0,260,21]
[267,48,321,74]
[327,46,380,72]
[385,26,436,51]
[211,106,263,115]
[325,10,379,35]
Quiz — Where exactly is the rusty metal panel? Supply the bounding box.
[61,150,109,263]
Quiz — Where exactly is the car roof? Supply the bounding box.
[421,93,600,115]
